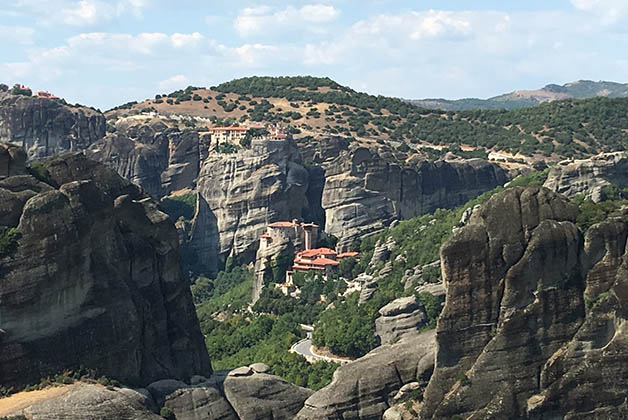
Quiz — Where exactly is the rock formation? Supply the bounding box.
[375,296,428,345]
[296,331,435,420]
[420,186,628,419]
[0,146,211,388]
[5,367,313,420]
[317,145,508,251]
[87,122,200,197]
[543,151,628,200]
[22,383,162,420]
[0,92,105,160]
[189,137,310,275]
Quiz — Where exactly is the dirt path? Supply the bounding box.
[0,384,76,417]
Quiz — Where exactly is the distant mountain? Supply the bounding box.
[409,80,628,111]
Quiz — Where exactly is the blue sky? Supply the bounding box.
[1,0,626,110]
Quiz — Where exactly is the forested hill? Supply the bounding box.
[409,80,628,111]
[108,76,628,160]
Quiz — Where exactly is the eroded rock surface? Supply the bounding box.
[190,137,310,275]
[23,384,161,420]
[0,147,211,388]
[420,186,628,419]
[296,331,435,420]
[87,123,200,197]
[0,92,105,160]
[375,296,427,345]
[543,151,628,200]
[318,146,508,251]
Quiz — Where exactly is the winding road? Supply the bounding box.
[290,332,351,364]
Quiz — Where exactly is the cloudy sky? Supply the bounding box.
[1,0,626,110]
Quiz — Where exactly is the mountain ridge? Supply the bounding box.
[409,79,628,111]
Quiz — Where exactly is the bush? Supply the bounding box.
[0,227,21,258]
[160,407,175,420]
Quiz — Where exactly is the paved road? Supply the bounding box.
[292,338,315,358]
[290,333,351,364]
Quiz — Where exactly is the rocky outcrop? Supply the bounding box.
[375,296,427,345]
[296,331,435,420]
[543,151,628,200]
[190,138,310,275]
[0,147,211,388]
[23,384,162,420]
[318,146,508,251]
[6,367,313,420]
[0,92,105,160]
[420,186,628,419]
[87,123,200,197]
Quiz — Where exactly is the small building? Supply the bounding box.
[209,126,249,145]
[35,90,58,99]
[292,248,340,278]
[259,219,319,252]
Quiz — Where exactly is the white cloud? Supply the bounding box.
[60,1,110,26]
[8,0,150,26]
[234,4,340,37]
[158,74,188,90]
[234,44,280,66]
[570,0,628,23]
[0,25,36,45]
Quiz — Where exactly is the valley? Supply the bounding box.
[1,76,628,419]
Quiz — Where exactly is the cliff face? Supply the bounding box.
[87,122,200,198]
[0,93,105,160]
[543,151,628,200]
[88,129,507,267]
[316,144,508,251]
[190,138,310,275]
[0,146,211,388]
[420,186,628,419]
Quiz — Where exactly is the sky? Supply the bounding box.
[1,0,627,110]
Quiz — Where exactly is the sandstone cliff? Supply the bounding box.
[87,122,200,197]
[543,151,628,200]
[0,92,105,160]
[420,186,628,419]
[308,140,508,251]
[189,137,310,275]
[0,146,211,388]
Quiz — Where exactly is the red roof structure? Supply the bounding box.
[338,251,359,258]
[210,126,249,131]
[297,248,335,258]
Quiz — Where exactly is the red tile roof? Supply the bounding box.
[210,126,249,131]
[309,257,340,266]
[268,221,296,228]
[338,251,359,258]
[298,248,336,258]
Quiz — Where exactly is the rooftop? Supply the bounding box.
[210,126,249,131]
[298,248,336,258]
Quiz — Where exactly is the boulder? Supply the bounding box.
[375,296,428,345]
[164,386,239,420]
[23,383,162,420]
[296,331,435,420]
[224,372,314,420]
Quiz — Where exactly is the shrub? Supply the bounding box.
[160,407,175,420]
[0,227,21,258]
